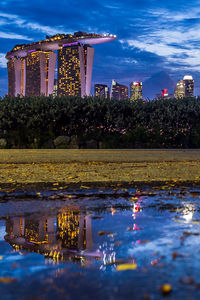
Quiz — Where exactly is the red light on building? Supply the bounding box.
[162,89,168,97]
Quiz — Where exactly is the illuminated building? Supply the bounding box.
[174,76,194,99]
[7,57,26,96]
[26,51,56,97]
[58,44,94,97]
[53,79,58,98]
[174,80,185,99]
[6,32,116,97]
[130,81,142,100]
[111,80,128,100]
[94,84,109,98]
[161,89,168,98]
[183,75,194,97]
[156,89,173,99]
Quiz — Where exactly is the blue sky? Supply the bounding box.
[0,0,200,96]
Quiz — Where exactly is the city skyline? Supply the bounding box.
[1,1,200,96]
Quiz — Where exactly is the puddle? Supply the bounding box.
[1,187,200,299]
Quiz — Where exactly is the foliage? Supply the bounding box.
[0,95,200,148]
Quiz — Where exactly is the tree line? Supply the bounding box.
[0,95,200,148]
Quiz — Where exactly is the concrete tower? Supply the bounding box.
[57,44,94,97]
[26,51,56,97]
[7,58,26,96]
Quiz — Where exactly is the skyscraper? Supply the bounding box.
[7,57,25,96]
[26,50,56,97]
[174,75,194,99]
[94,84,109,98]
[58,44,94,97]
[174,80,185,99]
[183,75,194,97]
[130,81,142,100]
[53,79,58,98]
[110,80,128,100]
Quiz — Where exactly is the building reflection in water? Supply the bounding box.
[4,207,96,265]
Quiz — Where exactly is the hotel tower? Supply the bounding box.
[6,32,116,97]
[58,44,94,97]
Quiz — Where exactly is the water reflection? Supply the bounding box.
[4,207,97,264]
[2,189,200,299]
[182,203,195,223]
[3,196,147,269]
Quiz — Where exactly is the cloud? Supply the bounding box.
[0,31,32,40]
[119,5,200,72]
[22,22,65,35]
[0,53,7,68]
[0,11,68,36]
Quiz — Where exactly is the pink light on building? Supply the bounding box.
[162,89,168,98]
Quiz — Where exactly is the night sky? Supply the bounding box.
[0,0,200,97]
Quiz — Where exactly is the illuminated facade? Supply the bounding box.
[174,76,194,99]
[94,84,109,98]
[58,44,94,97]
[26,51,56,97]
[130,81,142,100]
[183,75,194,97]
[6,32,116,97]
[53,79,58,98]
[7,58,26,96]
[174,80,185,99]
[111,80,128,100]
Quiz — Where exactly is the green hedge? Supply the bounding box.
[0,95,200,148]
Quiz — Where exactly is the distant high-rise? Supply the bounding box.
[130,81,142,100]
[111,80,128,100]
[57,44,94,97]
[53,79,58,98]
[183,75,194,97]
[26,51,56,97]
[94,84,109,98]
[156,89,174,99]
[174,75,194,99]
[174,80,185,99]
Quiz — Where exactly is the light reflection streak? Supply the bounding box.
[182,203,195,223]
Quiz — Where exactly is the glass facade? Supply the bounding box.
[26,51,41,96]
[7,58,25,97]
[57,44,94,97]
[95,84,109,98]
[130,82,142,100]
[58,45,82,97]
[7,59,15,96]
[111,80,128,100]
[184,79,194,97]
[26,50,56,97]
[174,80,185,99]
[174,76,194,99]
